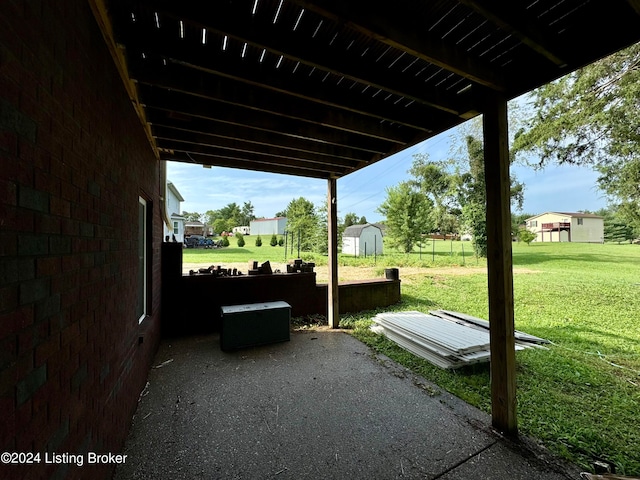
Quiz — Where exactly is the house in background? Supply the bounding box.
[342,223,384,256]
[250,217,288,236]
[164,182,186,242]
[525,212,604,243]
[184,220,211,237]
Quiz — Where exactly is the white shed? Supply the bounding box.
[250,217,288,236]
[342,223,384,256]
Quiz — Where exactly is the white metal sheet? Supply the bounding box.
[373,311,491,355]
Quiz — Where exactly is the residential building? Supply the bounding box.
[164,182,186,242]
[525,212,604,243]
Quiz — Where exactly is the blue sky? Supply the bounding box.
[167,111,608,223]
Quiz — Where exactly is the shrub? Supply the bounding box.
[255,235,262,247]
[237,234,245,247]
[221,236,230,247]
[278,237,284,246]
[270,234,278,246]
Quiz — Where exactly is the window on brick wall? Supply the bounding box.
[137,196,150,323]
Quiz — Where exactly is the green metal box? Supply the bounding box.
[220,301,291,351]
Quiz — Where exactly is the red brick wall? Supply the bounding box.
[0,2,162,479]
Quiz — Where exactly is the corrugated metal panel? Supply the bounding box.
[373,311,491,354]
[371,310,539,370]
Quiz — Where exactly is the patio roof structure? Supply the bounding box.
[89,0,640,435]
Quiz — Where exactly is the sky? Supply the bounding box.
[166,107,608,224]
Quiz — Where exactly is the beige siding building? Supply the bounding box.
[525,212,604,243]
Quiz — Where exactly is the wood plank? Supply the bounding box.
[164,151,332,179]
[288,0,506,91]
[151,125,360,169]
[483,92,517,436]
[139,87,394,155]
[131,61,416,144]
[119,22,451,132]
[157,139,350,177]
[146,111,373,163]
[123,0,470,117]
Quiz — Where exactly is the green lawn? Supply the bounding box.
[182,235,484,268]
[346,242,640,475]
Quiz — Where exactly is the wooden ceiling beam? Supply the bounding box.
[164,151,332,179]
[157,139,350,177]
[288,0,506,90]
[119,23,452,132]
[151,125,362,168]
[116,0,472,117]
[146,110,373,163]
[139,87,392,155]
[457,0,568,67]
[130,60,417,144]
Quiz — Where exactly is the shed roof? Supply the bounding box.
[343,223,383,237]
[92,0,640,179]
[251,216,287,222]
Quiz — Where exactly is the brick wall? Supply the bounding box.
[0,2,162,479]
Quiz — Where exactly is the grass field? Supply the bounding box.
[183,240,640,474]
[182,235,484,268]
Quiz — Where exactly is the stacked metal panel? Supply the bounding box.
[371,310,547,369]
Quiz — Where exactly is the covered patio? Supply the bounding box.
[2,1,639,479]
[90,0,640,436]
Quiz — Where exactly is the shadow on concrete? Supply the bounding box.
[114,331,579,479]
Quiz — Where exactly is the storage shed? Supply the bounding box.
[250,217,288,235]
[342,224,384,256]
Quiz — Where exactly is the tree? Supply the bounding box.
[212,218,228,235]
[282,197,318,252]
[409,154,459,235]
[460,135,524,256]
[240,201,256,226]
[342,212,358,229]
[513,42,640,235]
[236,234,245,247]
[517,229,537,245]
[270,234,278,246]
[182,211,202,222]
[408,138,524,256]
[255,235,262,247]
[377,182,434,253]
[357,216,367,225]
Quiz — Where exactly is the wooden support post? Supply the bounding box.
[327,178,339,328]
[483,93,518,435]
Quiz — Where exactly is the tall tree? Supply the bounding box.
[182,211,202,222]
[283,197,318,252]
[459,135,524,256]
[377,182,434,253]
[513,42,640,234]
[409,154,459,235]
[342,212,358,229]
[240,201,256,226]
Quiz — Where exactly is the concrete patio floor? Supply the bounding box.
[113,330,581,479]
